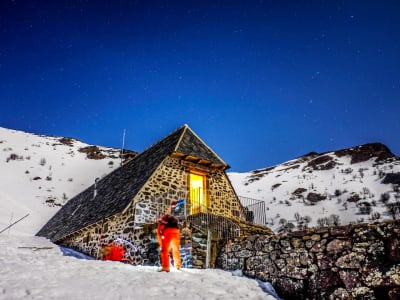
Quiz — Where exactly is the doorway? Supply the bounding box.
[189,173,207,214]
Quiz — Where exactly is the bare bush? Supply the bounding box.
[39,158,46,166]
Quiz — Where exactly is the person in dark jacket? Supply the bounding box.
[157,214,181,272]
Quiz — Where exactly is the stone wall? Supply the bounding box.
[59,155,246,266]
[217,220,400,300]
[133,156,245,225]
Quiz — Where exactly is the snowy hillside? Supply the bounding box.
[228,143,400,232]
[1,126,399,236]
[0,127,135,235]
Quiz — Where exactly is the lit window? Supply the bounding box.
[189,173,207,213]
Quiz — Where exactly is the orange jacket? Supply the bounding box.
[157,214,179,247]
[103,244,125,261]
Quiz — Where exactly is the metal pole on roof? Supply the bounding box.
[120,129,126,166]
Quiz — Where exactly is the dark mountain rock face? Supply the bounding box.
[334,143,395,164]
[305,155,336,171]
[382,173,400,185]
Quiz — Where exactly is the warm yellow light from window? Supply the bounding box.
[190,173,206,213]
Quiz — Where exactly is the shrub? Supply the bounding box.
[347,193,361,202]
[357,202,372,215]
[334,189,342,197]
[386,202,400,219]
[39,158,46,166]
[6,153,23,162]
[370,211,381,221]
[380,193,390,204]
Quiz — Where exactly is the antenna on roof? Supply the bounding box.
[120,129,126,166]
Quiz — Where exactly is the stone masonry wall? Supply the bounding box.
[133,156,245,225]
[60,155,245,265]
[217,220,400,300]
[59,206,150,265]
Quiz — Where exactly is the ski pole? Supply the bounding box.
[0,213,29,234]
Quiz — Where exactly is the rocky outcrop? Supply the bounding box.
[382,173,400,185]
[305,155,336,171]
[218,220,400,300]
[334,143,395,164]
[78,146,107,159]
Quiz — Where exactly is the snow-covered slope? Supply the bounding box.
[1,126,399,236]
[0,235,278,300]
[0,127,132,235]
[228,143,400,232]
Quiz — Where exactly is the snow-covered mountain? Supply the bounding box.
[0,126,136,235]
[228,143,400,232]
[1,126,399,236]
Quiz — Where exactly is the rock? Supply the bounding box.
[382,173,400,185]
[236,249,253,258]
[299,252,313,266]
[311,234,321,241]
[389,288,400,300]
[291,238,303,248]
[336,252,366,269]
[363,265,400,287]
[273,277,306,300]
[317,254,335,270]
[309,270,342,295]
[281,264,308,280]
[329,288,351,300]
[327,239,352,254]
[340,270,362,289]
[350,286,376,299]
[311,240,326,253]
[307,192,327,203]
[387,237,400,263]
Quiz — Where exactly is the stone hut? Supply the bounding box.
[37,124,271,268]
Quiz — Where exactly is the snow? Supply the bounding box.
[228,152,400,232]
[0,127,280,300]
[0,127,122,235]
[0,235,278,300]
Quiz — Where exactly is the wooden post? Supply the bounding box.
[206,228,212,268]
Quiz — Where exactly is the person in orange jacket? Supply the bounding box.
[157,214,181,272]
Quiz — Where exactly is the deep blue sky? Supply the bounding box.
[1,1,399,172]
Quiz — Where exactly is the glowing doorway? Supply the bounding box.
[189,173,206,214]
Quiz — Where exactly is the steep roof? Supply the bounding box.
[37,124,228,241]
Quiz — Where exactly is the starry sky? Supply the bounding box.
[1,1,399,172]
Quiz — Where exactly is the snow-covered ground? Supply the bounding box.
[0,127,122,235]
[0,235,279,300]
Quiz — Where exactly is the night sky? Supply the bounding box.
[1,1,399,172]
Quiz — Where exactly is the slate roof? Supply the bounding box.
[36,124,228,241]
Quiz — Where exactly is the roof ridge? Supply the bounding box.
[174,124,188,152]
[183,125,228,167]
[138,124,186,154]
